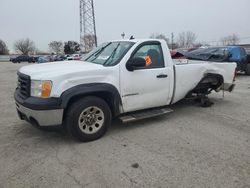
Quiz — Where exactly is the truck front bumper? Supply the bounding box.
[15,90,64,127]
[16,102,64,126]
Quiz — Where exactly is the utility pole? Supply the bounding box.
[171,32,174,50]
[80,0,97,52]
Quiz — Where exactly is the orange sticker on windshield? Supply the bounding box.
[145,56,152,66]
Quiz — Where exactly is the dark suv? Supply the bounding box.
[12,55,35,63]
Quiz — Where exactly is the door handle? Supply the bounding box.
[157,74,168,78]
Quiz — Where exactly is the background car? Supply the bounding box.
[11,55,35,63]
[66,55,73,61]
[54,55,67,61]
[73,54,81,60]
[37,56,50,64]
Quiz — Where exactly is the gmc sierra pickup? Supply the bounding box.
[15,39,236,141]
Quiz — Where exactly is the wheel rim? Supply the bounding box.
[78,106,105,134]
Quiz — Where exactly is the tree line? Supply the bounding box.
[0,33,241,55]
[150,32,240,49]
[0,38,81,55]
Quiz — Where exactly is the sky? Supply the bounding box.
[0,0,250,52]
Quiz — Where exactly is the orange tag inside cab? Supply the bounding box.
[145,56,152,66]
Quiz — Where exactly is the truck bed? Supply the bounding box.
[172,59,236,103]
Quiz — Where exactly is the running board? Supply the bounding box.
[119,108,173,123]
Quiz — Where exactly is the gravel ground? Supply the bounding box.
[0,62,249,188]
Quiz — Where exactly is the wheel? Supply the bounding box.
[245,64,250,75]
[66,96,111,142]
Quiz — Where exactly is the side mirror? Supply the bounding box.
[126,57,146,71]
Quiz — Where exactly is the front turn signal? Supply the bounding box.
[41,81,52,98]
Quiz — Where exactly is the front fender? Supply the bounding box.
[60,83,122,116]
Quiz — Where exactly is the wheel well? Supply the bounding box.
[191,73,224,94]
[63,91,120,121]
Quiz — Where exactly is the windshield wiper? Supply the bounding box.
[85,42,112,61]
[103,43,120,66]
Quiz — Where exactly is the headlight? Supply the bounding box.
[31,80,52,98]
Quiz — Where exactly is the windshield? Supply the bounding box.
[82,41,135,66]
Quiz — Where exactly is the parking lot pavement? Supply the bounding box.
[0,61,249,188]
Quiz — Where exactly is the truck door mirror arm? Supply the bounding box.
[126,57,146,71]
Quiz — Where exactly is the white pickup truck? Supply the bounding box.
[15,39,236,141]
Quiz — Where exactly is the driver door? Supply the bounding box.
[120,42,171,112]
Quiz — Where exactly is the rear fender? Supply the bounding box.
[192,73,224,94]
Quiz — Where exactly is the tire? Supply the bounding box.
[245,64,250,75]
[66,96,111,142]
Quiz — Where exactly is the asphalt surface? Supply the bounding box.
[0,62,249,188]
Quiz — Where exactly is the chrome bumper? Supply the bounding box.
[16,102,64,126]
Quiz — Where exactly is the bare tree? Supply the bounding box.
[49,41,63,55]
[14,38,36,55]
[0,39,9,55]
[177,31,197,48]
[221,34,239,45]
[82,34,97,52]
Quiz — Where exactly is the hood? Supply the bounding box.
[19,61,104,80]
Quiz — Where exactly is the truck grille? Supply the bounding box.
[17,72,31,98]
